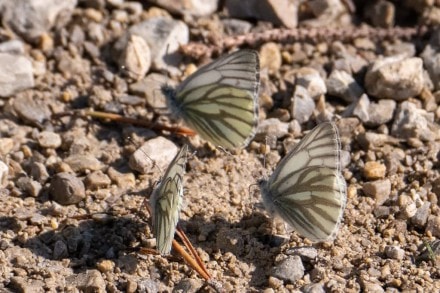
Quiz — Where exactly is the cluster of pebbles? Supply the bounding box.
[0,0,440,292]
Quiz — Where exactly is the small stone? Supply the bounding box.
[366,99,396,126]
[260,43,281,74]
[129,73,172,109]
[225,0,298,29]
[29,213,46,225]
[267,276,283,289]
[363,161,386,180]
[65,154,103,173]
[107,166,136,188]
[96,260,115,273]
[365,55,424,100]
[0,160,8,187]
[426,215,440,238]
[0,138,14,155]
[364,0,395,28]
[129,137,178,174]
[53,240,68,260]
[222,19,252,35]
[356,132,400,150]
[29,162,49,183]
[173,278,203,293]
[432,177,440,198]
[117,34,151,80]
[398,194,417,219]
[66,270,106,293]
[149,0,218,16]
[303,283,325,293]
[255,118,289,141]
[49,172,86,205]
[37,131,62,149]
[384,245,405,260]
[84,170,111,190]
[362,179,391,206]
[326,69,363,102]
[271,255,305,283]
[286,247,318,262]
[13,92,50,126]
[16,177,42,197]
[137,279,158,293]
[411,202,431,228]
[291,85,315,124]
[0,53,34,97]
[362,281,385,293]
[295,67,327,99]
[421,44,440,91]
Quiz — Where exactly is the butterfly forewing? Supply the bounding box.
[165,50,260,149]
[261,122,346,242]
[150,145,188,255]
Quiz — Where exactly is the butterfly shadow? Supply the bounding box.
[177,209,287,288]
[19,214,147,274]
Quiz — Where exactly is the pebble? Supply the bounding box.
[271,255,305,283]
[0,39,25,54]
[291,85,316,124]
[116,34,151,80]
[107,166,136,188]
[398,193,417,219]
[66,270,106,293]
[391,101,436,141]
[225,0,298,28]
[49,172,86,205]
[295,67,327,99]
[365,99,396,126]
[326,69,363,102]
[365,55,424,100]
[0,160,8,187]
[432,177,440,198]
[426,216,440,238]
[173,278,204,293]
[122,17,189,72]
[129,137,178,174]
[137,279,158,293]
[222,19,252,35]
[84,170,111,190]
[96,259,115,273]
[362,179,391,206]
[421,44,440,91]
[362,281,385,293]
[0,138,14,155]
[129,73,171,109]
[13,93,51,126]
[364,0,395,28]
[356,132,399,150]
[363,161,386,180]
[151,0,218,16]
[64,154,103,173]
[260,43,282,74]
[255,118,289,141]
[16,176,42,197]
[411,202,431,228]
[53,239,68,260]
[37,131,62,149]
[286,247,318,262]
[0,53,34,98]
[384,245,405,260]
[1,0,76,41]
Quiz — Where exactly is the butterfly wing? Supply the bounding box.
[150,145,188,255]
[169,50,260,149]
[260,122,347,242]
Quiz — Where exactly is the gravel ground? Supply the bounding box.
[1,1,440,292]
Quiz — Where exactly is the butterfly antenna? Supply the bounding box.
[217,146,233,156]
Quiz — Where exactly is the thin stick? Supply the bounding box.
[171,239,211,281]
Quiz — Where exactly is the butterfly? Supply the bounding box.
[150,145,188,255]
[161,50,260,149]
[259,122,347,242]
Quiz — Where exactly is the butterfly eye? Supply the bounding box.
[260,122,347,242]
[162,50,260,149]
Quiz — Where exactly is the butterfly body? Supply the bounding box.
[162,50,260,149]
[150,145,188,255]
[259,122,347,242]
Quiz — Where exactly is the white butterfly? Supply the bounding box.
[162,50,260,149]
[150,145,188,255]
[259,122,347,242]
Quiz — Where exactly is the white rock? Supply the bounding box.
[0,160,8,187]
[117,34,151,80]
[0,53,34,97]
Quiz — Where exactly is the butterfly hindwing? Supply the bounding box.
[260,122,347,242]
[163,50,260,149]
[150,145,188,255]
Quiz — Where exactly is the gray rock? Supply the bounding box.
[0,160,8,187]
[107,167,136,188]
[222,18,252,35]
[351,94,369,123]
[412,202,431,228]
[0,0,77,41]
[364,0,395,28]
[36,131,62,149]
[420,45,440,91]
[173,278,203,293]
[84,170,111,190]
[129,73,173,109]
[117,34,151,80]
[255,118,289,141]
[326,69,363,102]
[303,0,350,27]
[290,85,315,124]
[391,101,437,141]
[13,93,50,126]
[53,240,68,260]
[137,279,158,293]
[0,40,25,54]
[0,53,34,97]
[362,179,391,206]
[426,216,440,238]
[225,0,298,29]
[362,281,385,293]
[115,17,189,73]
[64,154,103,173]
[295,67,327,99]
[356,132,400,150]
[384,245,405,260]
[16,176,42,197]
[365,55,424,100]
[303,283,325,293]
[66,270,106,293]
[271,255,305,283]
[129,137,178,174]
[50,172,86,205]
[150,0,218,16]
[286,247,318,262]
[366,99,396,126]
